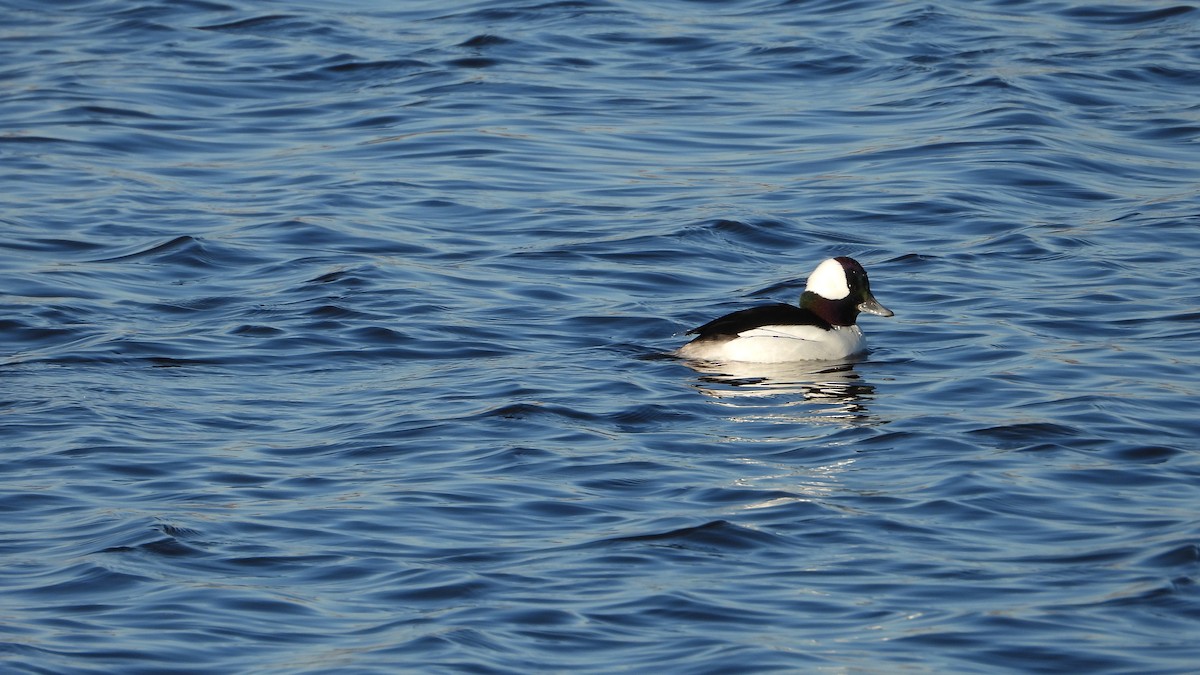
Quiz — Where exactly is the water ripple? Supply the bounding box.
[2,0,1200,672]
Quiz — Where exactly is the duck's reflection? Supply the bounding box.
[683,358,881,425]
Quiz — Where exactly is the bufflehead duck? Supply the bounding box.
[676,257,893,363]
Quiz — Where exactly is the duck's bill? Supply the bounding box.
[859,295,894,317]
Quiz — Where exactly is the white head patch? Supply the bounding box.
[805,258,850,300]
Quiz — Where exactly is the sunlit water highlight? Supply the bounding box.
[3,1,1199,672]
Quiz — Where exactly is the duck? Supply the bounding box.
[676,256,893,363]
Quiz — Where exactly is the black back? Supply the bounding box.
[686,302,831,339]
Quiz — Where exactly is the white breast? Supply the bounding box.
[677,325,866,363]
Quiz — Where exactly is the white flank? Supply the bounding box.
[677,325,866,363]
[805,258,850,300]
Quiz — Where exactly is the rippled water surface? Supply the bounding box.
[4,0,1200,672]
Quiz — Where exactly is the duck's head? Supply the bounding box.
[801,256,894,326]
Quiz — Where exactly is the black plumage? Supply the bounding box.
[685,302,831,341]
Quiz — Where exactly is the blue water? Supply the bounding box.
[3,0,1200,671]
